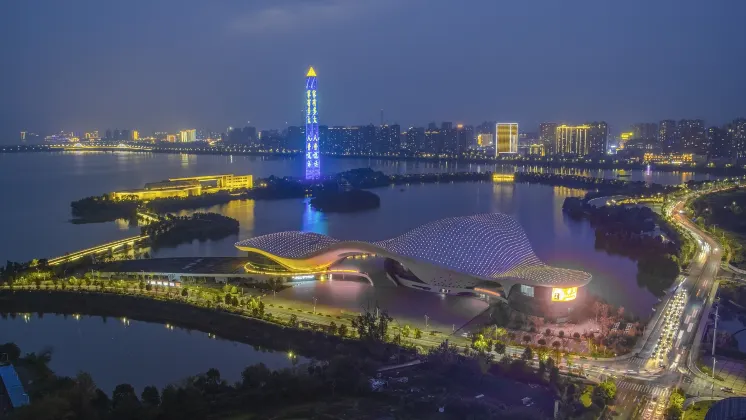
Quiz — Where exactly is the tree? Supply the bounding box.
[241,363,271,389]
[472,334,490,353]
[289,314,298,327]
[414,328,423,339]
[522,346,533,361]
[350,309,392,342]
[522,335,532,346]
[593,301,602,323]
[338,323,348,337]
[401,324,412,338]
[141,386,160,407]
[181,288,188,297]
[493,341,506,356]
[617,306,625,320]
[535,346,549,362]
[230,285,238,294]
[594,379,617,405]
[112,383,138,407]
[329,321,338,335]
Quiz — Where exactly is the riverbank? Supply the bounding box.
[4,144,746,175]
[0,289,413,365]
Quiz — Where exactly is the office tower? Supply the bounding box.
[179,129,196,143]
[658,120,679,152]
[427,122,438,130]
[131,130,139,141]
[305,66,320,179]
[555,125,590,155]
[539,122,558,154]
[586,121,608,155]
[456,124,474,154]
[678,119,706,154]
[729,118,746,159]
[529,144,545,156]
[707,126,732,159]
[407,127,426,153]
[632,122,658,142]
[496,123,519,155]
[105,129,112,140]
[20,131,26,142]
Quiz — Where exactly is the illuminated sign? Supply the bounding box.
[551,287,578,302]
[292,275,315,280]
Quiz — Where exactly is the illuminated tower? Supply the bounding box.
[305,66,320,180]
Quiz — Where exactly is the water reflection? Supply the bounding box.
[0,314,297,392]
[302,199,328,235]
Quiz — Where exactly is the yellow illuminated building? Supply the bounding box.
[132,130,139,141]
[111,174,253,201]
[166,134,177,142]
[496,123,518,155]
[643,153,694,164]
[492,173,515,182]
[179,129,196,143]
[555,125,590,155]
[619,132,634,149]
[477,133,493,147]
[529,143,545,156]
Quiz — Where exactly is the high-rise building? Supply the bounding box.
[728,118,746,159]
[586,121,608,155]
[539,122,558,154]
[105,129,112,141]
[20,131,27,142]
[424,127,440,154]
[360,124,376,155]
[496,123,518,155]
[305,66,320,179]
[131,130,139,141]
[179,129,196,143]
[707,126,732,159]
[678,119,706,154]
[456,124,474,154]
[407,127,426,153]
[378,124,401,154]
[632,122,658,142]
[658,120,679,152]
[555,125,590,155]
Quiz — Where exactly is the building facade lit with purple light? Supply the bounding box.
[235,213,592,319]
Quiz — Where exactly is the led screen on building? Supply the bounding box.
[551,287,578,302]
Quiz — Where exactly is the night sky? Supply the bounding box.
[2,0,745,141]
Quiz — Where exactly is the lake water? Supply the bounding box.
[0,314,297,392]
[0,151,710,387]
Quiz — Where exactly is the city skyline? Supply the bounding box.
[2,1,746,142]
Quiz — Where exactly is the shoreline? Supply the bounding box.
[0,289,413,364]
[2,144,745,176]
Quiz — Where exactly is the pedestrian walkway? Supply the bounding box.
[617,380,669,397]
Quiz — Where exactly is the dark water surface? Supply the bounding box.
[0,314,296,392]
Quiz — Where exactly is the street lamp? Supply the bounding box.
[313,297,317,315]
[424,314,429,331]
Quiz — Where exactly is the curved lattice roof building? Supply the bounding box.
[235,213,591,290]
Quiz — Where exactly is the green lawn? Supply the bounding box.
[685,400,715,420]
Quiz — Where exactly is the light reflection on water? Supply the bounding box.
[0,314,297,392]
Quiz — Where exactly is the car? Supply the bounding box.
[721,387,734,393]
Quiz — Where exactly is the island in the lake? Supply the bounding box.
[310,189,381,213]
